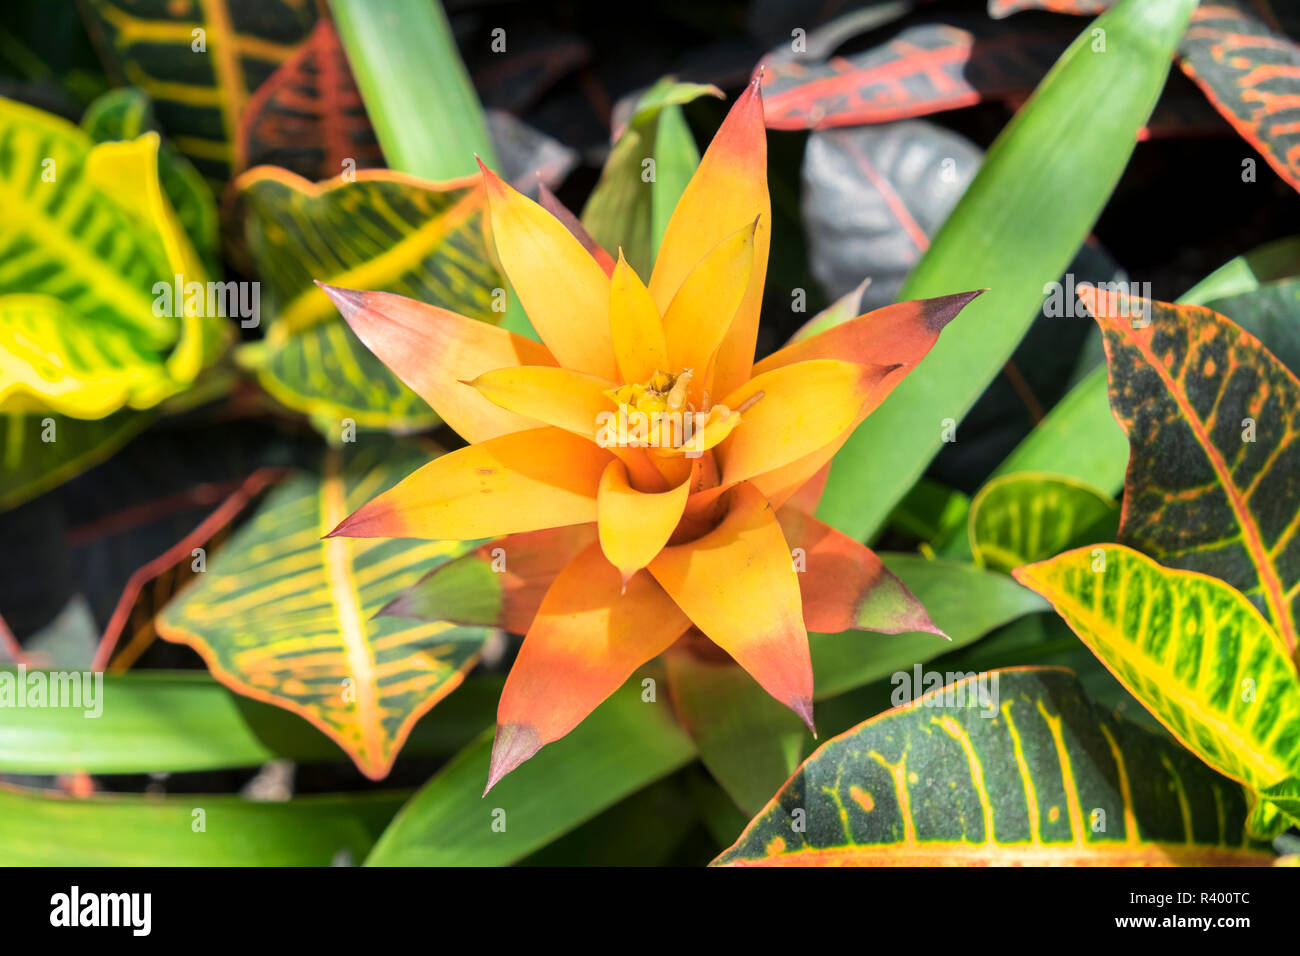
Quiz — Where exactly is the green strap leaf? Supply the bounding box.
[156,436,493,780]
[811,553,1048,699]
[816,0,1196,540]
[1014,545,1300,794]
[0,784,404,865]
[714,668,1271,865]
[330,0,495,180]
[969,471,1117,572]
[581,78,722,278]
[666,645,808,815]
[0,670,499,775]
[236,166,502,430]
[365,674,696,865]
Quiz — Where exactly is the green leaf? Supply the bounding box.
[666,647,807,815]
[0,97,219,417]
[714,668,1271,865]
[581,78,722,278]
[236,166,502,430]
[988,235,1300,501]
[969,472,1117,572]
[810,553,1048,699]
[0,410,153,512]
[156,436,493,780]
[81,86,220,276]
[0,670,498,774]
[330,0,495,180]
[1204,277,1300,377]
[816,0,1196,540]
[1084,290,1300,651]
[1014,545,1300,795]
[0,784,404,865]
[365,673,695,865]
[79,0,317,186]
[887,478,970,543]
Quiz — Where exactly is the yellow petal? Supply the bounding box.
[597,459,692,584]
[479,162,617,379]
[650,482,812,728]
[322,285,556,443]
[328,427,610,540]
[609,251,669,384]
[466,365,616,441]
[661,219,756,405]
[649,77,769,401]
[717,359,899,487]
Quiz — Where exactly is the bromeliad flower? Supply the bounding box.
[319,77,981,791]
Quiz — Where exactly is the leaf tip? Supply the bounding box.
[484,723,542,795]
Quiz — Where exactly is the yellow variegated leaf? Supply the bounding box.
[715,668,1271,866]
[0,295,166,417]
[156,436,495,779]
[969,471,1117,573]
[0,99,228,418]
[235,166,503,430]
[1014,545,1300,794]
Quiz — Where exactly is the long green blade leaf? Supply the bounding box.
[817,0,1195,539]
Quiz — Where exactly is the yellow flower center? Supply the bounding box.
[604,368,694,417]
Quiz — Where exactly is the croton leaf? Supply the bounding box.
[1176,1,1300,194]
[580,78,721,278]
[79,0,317,186]
[714,667,1271,865]
[0,97,223,417]
[988,0,1300,192]
[155,435,493,780]
[0,410,153,513]
[969,472,1117,573]
[760,19,1078,131]
[988,0,1110,17]
[81,86,220,276]
[235,166,503,430]
[1082,288,1300,653]
[1014,545,1300,797]
[235,19,383,182]
[1204,276,1300,376]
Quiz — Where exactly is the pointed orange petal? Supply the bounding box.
[717,359,900,487]
[537,181,616,276]
[755,291,982,376]
[479,161,618,379]
[649,482,813,729]
[487,542,691,789]
[777,506,946,636]
[648,76,769,401]
[320,285,555,443]
[329,427,609,540]
[609,251,669,384]
[661,219,755,399]
[466,365,615,440]
[597,459,691,583]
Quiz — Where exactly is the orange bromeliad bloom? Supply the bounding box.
[321,77,980,791]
